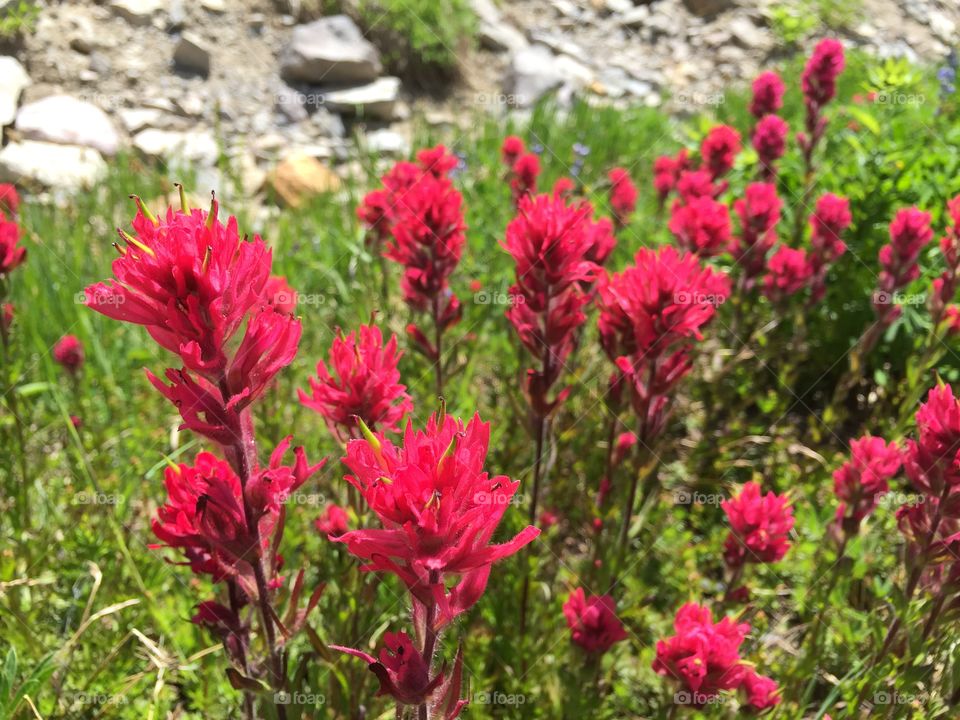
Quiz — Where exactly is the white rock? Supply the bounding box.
[618,5,650,28]
[0,56,29,127]
[119,108,163,133]
[0,141,106,189]
[280,15,382,84]
[200,0,226,12]
[321,77,401,120]
[109,0,165,26]
[471,0,527,52]
[365,129,409,156]
[16,95,120,155]
[133,128,219,166]
[174,33,212,75]
[929,11,956,43]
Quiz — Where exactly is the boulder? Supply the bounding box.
[133,128,219,166]
[0,57,29,127]
[321,77,401,120]
[280,15,382,84]
[15,95,120,155]
[0,141,106,190]
[174,33,212,76]
[503,44,566,107]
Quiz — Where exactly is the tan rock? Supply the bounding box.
[268,152,341,208]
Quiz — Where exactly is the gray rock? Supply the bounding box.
[0,57,29,127]
[133,128,219,166]
[109,0,165,26]
[727,16,768,49]
[503,44,565,107]
[471,0,528,52]
[311,108,346,139]
[119,108,163,133]
[16,95,120,155]
[929,11,956,43]
[321,76,401,120]
[89,53,112,75]
[0,140,106,189]
[166,0,186,31]
[174,33,212,75]
[275,84,309,123]
[618,5,650,28]
[280,15,382,84]
[681,0,735,16]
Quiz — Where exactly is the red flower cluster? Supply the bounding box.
[597,246,729,441]
[510,152,541,205]
[733,182,781,282]
[763,246,814,302]
[336,412,539,627]
[0,210,25,276]
[833,436,901,534]
[930,195,960,325]
[333,632,466,718]
[53,334,84,375]
[607,167,638,228]
[749,71,785,118]
[874,207,933,323]
[802,38,845,110]
[503,193,600,416]
[676,170,719,202]
[298,322,412,441]
[799,39,845,161]
[562,587,628,655]
[722,482,794,568]
[653,602,779,709]
[700,125,741,180]
[752,114,789,180]
[668,196,732,257]
[501,135,525,166]
[653,149,690,206]
[895,384,960,601]
[315,503,350,537]
[808,193,852,301]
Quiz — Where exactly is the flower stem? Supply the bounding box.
[418,571,441,720]
[220,381,288,720]
[432,294,444,399]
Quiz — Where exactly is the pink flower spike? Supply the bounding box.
[563,588,628,655]
[722,482,794,568]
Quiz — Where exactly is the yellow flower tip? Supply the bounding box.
[201,245,212,273]
[206,190,218,229]
[112,241,127,256]
[355,416,386,465]
[173,183,190,213]
[129,194,158,226]
[437,397,447,427]
[118,229,155,258]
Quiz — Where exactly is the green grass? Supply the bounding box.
[2,49,960,718]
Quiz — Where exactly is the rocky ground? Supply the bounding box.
[0,0,957,205]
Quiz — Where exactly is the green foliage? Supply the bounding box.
[767,0,863,46]
[354,0,477,76]
[0,1,39,39]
